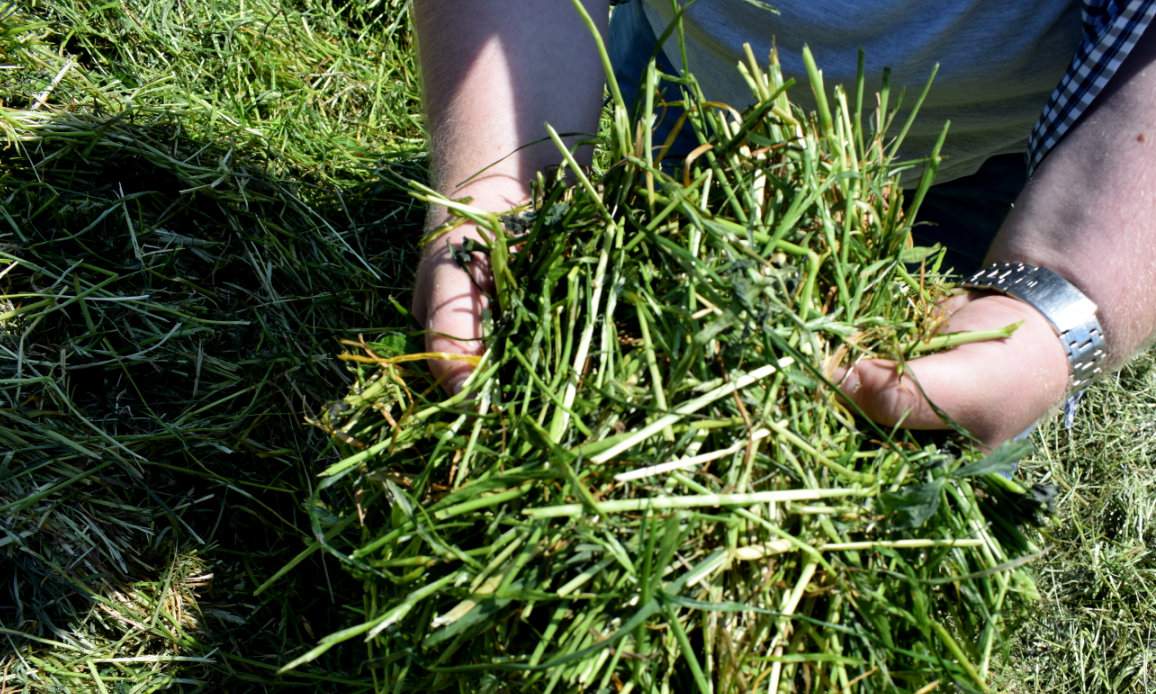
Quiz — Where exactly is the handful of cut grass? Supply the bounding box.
[297,22,1044,692]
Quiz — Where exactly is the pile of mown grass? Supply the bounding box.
[302,18,1049,690]
[2,0,422,689]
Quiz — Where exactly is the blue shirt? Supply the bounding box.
[637,0,1154,179]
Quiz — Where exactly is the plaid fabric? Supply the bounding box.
[1028,0,1156,174]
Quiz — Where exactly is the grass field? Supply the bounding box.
[2,1,1153,691]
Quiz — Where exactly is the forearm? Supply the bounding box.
[411,1,609,390]
[414,0,608,224]
[988,30,1156,366]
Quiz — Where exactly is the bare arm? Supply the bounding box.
[411,0,608,392]
[843,29,1156,447]
[988,30,1156,363]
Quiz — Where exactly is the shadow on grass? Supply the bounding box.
[0,109,426,689]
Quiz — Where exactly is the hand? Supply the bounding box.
[411,227,493,394]
[836,291,1070,449]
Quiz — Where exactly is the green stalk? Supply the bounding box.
[664,602,712,693]
[909,322,1021,355]
[930,620,988,691]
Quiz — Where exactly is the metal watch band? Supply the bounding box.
[962,261,1107,389]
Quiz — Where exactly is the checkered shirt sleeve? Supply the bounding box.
[1027,0,1156,175]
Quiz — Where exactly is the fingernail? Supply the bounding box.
[833,366,860,393]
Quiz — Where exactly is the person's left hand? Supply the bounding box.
[836,291,1070,448]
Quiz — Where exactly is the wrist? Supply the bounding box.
[424,178,532,234]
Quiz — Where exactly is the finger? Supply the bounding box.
[412,233,495,322]
[837,294,1069,446]
[934,289,973,320]
[413,237,495,394]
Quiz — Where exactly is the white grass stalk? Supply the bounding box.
[615,428,774,482]
[523,487,866,519]
[591,359,791,464]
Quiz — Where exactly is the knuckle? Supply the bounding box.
[881,380,925,425]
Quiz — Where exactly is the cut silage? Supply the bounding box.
[303,32,1044,693]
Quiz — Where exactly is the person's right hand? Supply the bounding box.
[411,225,493,394]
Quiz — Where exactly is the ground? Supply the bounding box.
[1,1,1153,691]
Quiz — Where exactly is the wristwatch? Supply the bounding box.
[962,261,1107,390]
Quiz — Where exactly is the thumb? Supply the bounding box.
[835,293,1068,447]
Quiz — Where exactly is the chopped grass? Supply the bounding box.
[297,24,1048,691]
[2,1,1154,692]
